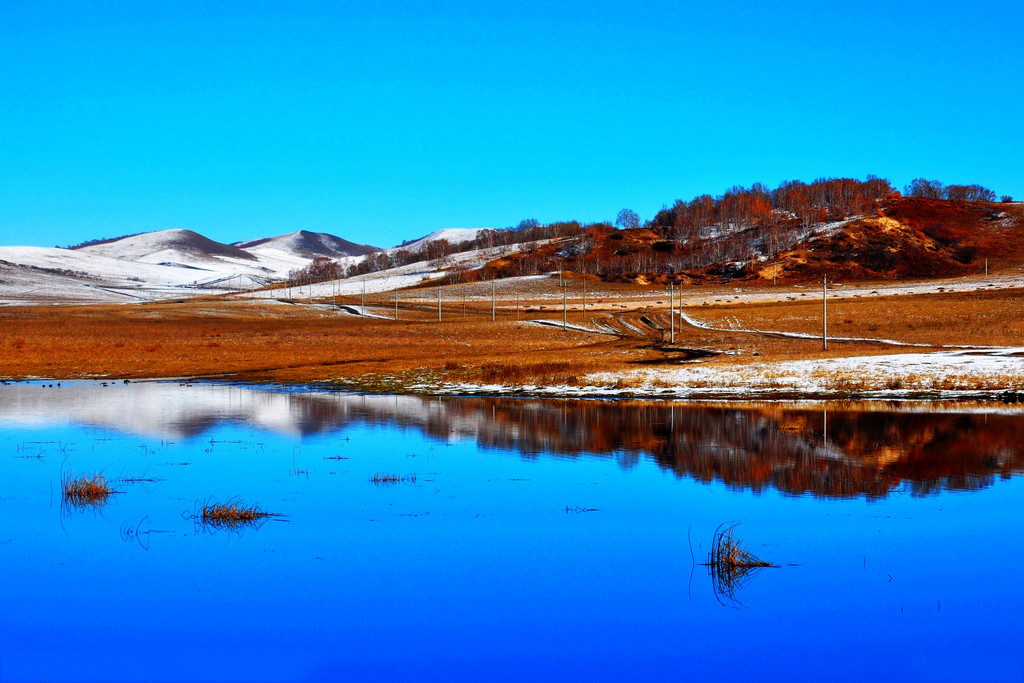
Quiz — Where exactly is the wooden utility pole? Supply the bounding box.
[395,287,399,321]
[669,282,675,345]
[361,278,365,310]
[582,277,586,320]
[437,284,442,322]
[491,280,496,321]
[822,275,828,351]
[561,282,569,330]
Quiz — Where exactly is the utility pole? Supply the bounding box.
[308,274,312,305]
[437,284,442,322]
[669,282,675,345]
[515,292,519,321]
[582,277,586,320]
[561,282,570,330]
[361,278,366,310]
[491,280,496,321]
[822,275,828,351]
[395,287,399,321]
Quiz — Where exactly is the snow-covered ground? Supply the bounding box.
[0,245,254,304]
[393,227,491,253]
[0,227,532,305]
[244,239,556,301]
[400,347,1024,400]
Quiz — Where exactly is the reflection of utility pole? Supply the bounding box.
[822,275,828,351]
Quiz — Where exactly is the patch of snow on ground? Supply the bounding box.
[679,311,928,347]
[585,348,1024,397]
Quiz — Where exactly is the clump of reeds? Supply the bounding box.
[61,471,116,509]
[370,473,416,485]
[707,523,775,607]
[200,499,276,528]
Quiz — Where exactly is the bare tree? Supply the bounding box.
[616,208,640,229]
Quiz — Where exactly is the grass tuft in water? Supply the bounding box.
[707,523,775,607]
[370,473,416,485]
[61,471,116,509]
[200,499,276,528]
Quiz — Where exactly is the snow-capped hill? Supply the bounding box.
[396,228,490,253]
[79,229,257,262]
[234,230,378,259]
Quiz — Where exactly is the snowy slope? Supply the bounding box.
[396,228,490,253]
[80,229,256,262]
[0,245,269,304]
[234,230,378,258]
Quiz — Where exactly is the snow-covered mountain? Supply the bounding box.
[0,225,509,305]
[0,228,383,305]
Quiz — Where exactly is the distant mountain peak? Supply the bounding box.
[79,229,258,261]
[233,231,378,258]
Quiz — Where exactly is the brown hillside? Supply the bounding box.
[474,196,1023,286]
[767,215,973,281]
[766,198,1024,282]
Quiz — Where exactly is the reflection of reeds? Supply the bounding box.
[370,473,416,485]
[708,523,774,608]
[200,499,276,528]
[61,471,116,509]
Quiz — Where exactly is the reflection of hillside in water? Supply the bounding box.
[404,399,1024,499]
[1,383,1020,498]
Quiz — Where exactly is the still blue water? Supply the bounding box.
[1,382,1022,682]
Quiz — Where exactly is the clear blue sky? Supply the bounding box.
[2,0,1021,249]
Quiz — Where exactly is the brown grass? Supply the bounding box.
[707,523,774,607]
[0,279,1021,390]
[200,499,276,527]
[61,471,115,508]
[689,285,1024,349]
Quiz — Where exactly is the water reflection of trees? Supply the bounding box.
[9,383,1019,499]
[266,394,1021,498]
[341,397,1022,500]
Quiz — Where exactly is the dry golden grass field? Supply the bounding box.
[2,276,1021,393]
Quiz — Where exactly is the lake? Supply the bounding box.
[1,382,1022,682]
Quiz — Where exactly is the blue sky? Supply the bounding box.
[2,0,1021,249]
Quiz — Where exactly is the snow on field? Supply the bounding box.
[406,348,1024,399]
[678,311,928,347]
[394,227,491,253]
[528,319,619,335]
[0,246,244,304]
[583,348,1024,398]
[246,239,556,300]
